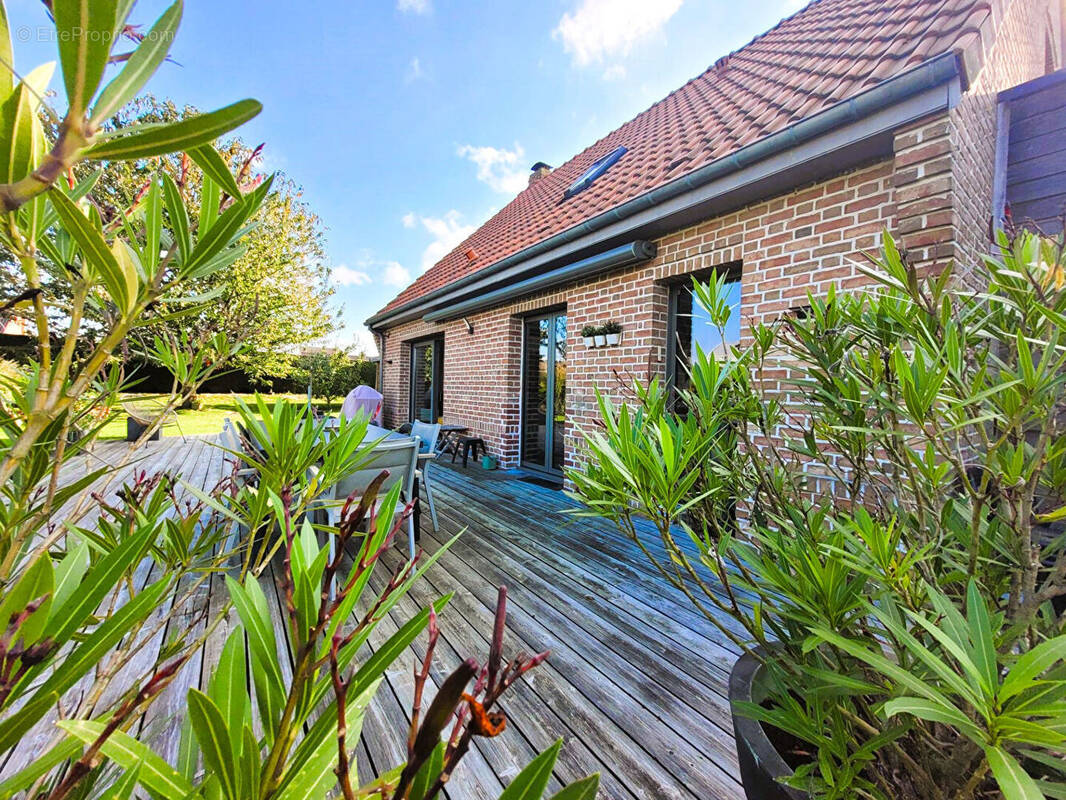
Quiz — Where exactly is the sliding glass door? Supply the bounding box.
[521,312,567,474]
[410,337,443,423]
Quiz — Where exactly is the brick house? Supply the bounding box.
[367,0,1064,480]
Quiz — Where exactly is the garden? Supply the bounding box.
[0,3,596,799]
[1,1,1065,799]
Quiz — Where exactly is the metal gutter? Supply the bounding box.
[422,241,656,323]
[367,51,961,330]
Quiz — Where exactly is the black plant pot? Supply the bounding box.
[729,650,809,800]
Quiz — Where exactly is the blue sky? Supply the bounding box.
[8,0,805,354]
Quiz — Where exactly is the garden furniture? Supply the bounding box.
[121,399,176,442]
[324,424,421,560]
[410,420,442,531]
[451,435,485,468]
[436,423,469,459]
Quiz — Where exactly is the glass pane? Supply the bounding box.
[673,279,741,388]
[521,318,549,467]
[552,315,567,472]
[411,341,435,423]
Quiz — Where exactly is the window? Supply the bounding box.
[666,273,742,393]
[564,146,627,198]
[409,337,443,423]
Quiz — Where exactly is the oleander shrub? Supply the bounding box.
[570,229,1066,800]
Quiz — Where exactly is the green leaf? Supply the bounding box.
[199,172,220,233]
[225,576,284,739]
[967,579,999,699]
[1002,637,1066,702]
[49,186,129,312]
[180,175,272,279]
[882,697,986,744]
[408,741,445,800]
[49,519,156,645]
[58,721,195,800]
[100,763,141,799]
[0,579,170,750]
[50,539,89,616]
[110,237,141,312]
[189,143,241,198]
[0,552,53,647]
[161,172,190,262]
[188,688,238,800]
[208,629,248,757]
[274,680,376,800]
[91,0,182,124]
[0,63,54,186]
[547,775,600,800]
[53,0,118,113]
[84,99,262,160]
[0,2,14,101]
[0,736,82,797]
[985,746,1044,800]
[498,740,562,800]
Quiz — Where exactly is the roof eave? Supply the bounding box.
[367,51,962,331]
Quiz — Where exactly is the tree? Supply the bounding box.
[292,348,377,410]
[82,96,337,377]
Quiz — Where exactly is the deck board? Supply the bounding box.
[5,435,744,800]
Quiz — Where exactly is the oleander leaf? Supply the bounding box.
[84,99,262,160]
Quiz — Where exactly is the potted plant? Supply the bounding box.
[581,324,597,347]
[593,326,607,348]
[603,320,622,345]
[569,231,1066,800]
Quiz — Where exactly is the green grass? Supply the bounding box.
[98,393,336,440]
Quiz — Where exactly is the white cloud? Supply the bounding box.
[401,212,417,228]
[405,57,425,83]
[330,264,372,286]
[554,0,683,67]
[383,261,413,286]
[456,143,528,195]
[602,64,627,81]
[397,0,430,14]
[416,211,477,271]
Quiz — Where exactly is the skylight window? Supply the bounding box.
[564,146,627,198]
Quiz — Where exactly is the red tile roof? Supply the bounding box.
[378,0,988,317]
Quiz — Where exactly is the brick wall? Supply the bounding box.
[949,0,1062,270]
[374,0,1061,473]
[379,158,897,471]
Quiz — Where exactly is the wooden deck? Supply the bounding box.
[3,434,744,800]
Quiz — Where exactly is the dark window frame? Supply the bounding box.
[664,264,742,396]
[408,335,444,424]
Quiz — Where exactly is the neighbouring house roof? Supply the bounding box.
[375,0,991,322]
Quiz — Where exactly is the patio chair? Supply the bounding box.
[121,398,177,442]
[325,434,421,561]
[410,420,441,532]
[340,384,383,424]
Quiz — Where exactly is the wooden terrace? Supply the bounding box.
[1,434,744,800]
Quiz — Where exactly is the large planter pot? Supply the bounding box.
[593,335,606,347]
[729,650,809,800]
[605,333,620,345]
[582,336,594,347]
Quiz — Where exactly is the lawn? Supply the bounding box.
[98,393,337,440]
